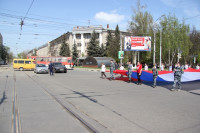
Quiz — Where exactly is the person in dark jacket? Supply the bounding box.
[127,62,132,83]
[152,64,158,88]
[48,61,54,76]
[171,62,184,91]
[110,60,115,81]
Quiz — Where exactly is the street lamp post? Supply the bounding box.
[153,15,165,65]
[160,28,162,68]
[153,30,156,65]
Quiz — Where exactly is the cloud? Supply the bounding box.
[161,0,200,17]
[94,11,125,23]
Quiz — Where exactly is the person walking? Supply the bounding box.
[110,60,115,81]
[100,63,107,78]
[152,64,158,88]
[127,62,132,83]
[136,61,142,85]
[171,62,184,91]
[48,61,54,76]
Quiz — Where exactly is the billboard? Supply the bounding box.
[124,36,151,51]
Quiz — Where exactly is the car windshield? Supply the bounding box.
[37,64,46,67]
[54,63,62,66]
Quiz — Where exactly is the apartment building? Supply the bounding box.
[28,25,132,57]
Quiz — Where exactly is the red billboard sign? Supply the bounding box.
[124,36,151,51]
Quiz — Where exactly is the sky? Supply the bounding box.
[0,0,200,56]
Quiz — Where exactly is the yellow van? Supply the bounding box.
[13,59,35,71]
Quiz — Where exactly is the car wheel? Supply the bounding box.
[19,67,24,71]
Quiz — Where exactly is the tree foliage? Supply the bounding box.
[159,14,192,64]
[17,51,28,59]
[72,43,78,62]
[189,27,200,64]
[59,38,71,57]
[106,25,121,61]
[87,30,104,57]
[127,0,153,63]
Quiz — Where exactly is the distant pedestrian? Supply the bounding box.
[185,63,189,69]
[48,61,54,76]
[120,64,124,78]
[160,63,164,71]
[100,63,107,78]
[152,64,158,88]
[115,62,119,70]
[171,62,184,91]
[196,64,199,69]
[127,62,132,83]
[144,64,148,71]
[110,60,115,81]
[136,62,142,85]
[169,64,172,71]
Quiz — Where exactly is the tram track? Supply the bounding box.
[23,71,104,133]
[12,70,21,133]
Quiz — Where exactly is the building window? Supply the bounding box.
[76,34,81,39]
[84,33,91,39]
[77,43,81,47]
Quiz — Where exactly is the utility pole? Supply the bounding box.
[153,30,156,65]
[159,28,162,68]
[120,35,122,64]
[153,15,165,65]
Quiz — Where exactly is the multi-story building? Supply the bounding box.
[72,25,108,56]
[28,25,132,57]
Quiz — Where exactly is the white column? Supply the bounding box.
[73,34,76,44]
[81,33,85,56]
[99,33,102,46]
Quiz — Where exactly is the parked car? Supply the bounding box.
[52,62,67,73]
[34,64,49,74]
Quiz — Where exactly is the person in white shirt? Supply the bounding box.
[120,64,124,70]
[185,64,189,69]
[144,64,148,71]
[160,63,164,71]
[120,64,124,77]
[169,64,172,71]
[101,63,107,78]
[196,64,200,69]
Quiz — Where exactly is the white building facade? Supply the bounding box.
[28,25,131,58]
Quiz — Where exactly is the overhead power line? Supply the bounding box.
[184,14,200,20]
[21,0,35,30]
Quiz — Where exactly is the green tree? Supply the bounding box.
[72,43,78,62]
[87,30,100,57]
[107,25,121,61]
[128,0,153,63]
[105,30,113,56]
[17,51,28,59]
[189,26,200,64]
[160,14,192,64]
[59,38,71,57]
[98,44,106,57]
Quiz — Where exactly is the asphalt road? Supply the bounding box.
[1,67,200,133]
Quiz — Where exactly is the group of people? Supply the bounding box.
[100,60,143,84]
[101,60,185,92]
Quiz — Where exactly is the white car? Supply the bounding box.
[34,64,49,74]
